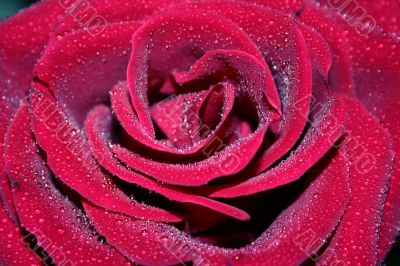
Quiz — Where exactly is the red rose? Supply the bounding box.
[1,0,399,265]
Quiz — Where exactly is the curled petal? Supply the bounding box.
[29,91,181,222]
[211,95,346,198]
[84,105,251,221]
[34,22,141,123]
[4,103,130,265]
[127,10,265,137]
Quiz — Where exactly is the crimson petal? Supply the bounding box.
[0,201,40,266]
[5,103,131,265]
[150,85,227,149]
[84,105,250,221]
[0,0,64,223]
[29,91,181,222]
[51,0,184,41]
[300,4,354,96]
[238,0,304,13]
[180,2,313,174]
[127,10,265,137]
[112,81,236,155]
[314,0,400,35]
[319,98,393,265]
[34,22,141,124]
[84,149,350,265]
[211,95,346,198]
[113,127,267,186]
[298,23,332,79]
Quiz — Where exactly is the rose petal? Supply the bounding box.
[0,0,63,223]
[114,49,278,156]
[127,10,265,137]
[318,98,393,265]
[84,202,190,266]
[84,105,251,221]
[323,15,400,262]
[34,22,140,124]
[172,49,280,115]
[314,0,400,35]
[300,4,354,96]
[238,0,304,13]
[211,94,346,198]
[0,101,18,222]
[51,0,183,41]
[93,98,268,186]
[113,128,268,186]
[29,91,181,222]
[298,23,332,79]
[0,201,41,266]
[116,81,236,155]
[150,85,226,149]
[178,2,313,174]
[83,149,350,265]
[4,103,131,265]
[0,0,63,102]
[110,47,278,186]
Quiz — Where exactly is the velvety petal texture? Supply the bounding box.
[0,0,399,265]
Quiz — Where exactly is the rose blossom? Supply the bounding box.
[0,0,399,265]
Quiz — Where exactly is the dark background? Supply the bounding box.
[0,0,399,265]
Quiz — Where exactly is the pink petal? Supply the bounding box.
[314,0,400,35]
[0,0,63,222]
[298,23,332,79]
[113,81,236,155]
[0,0,63,101]
[51,0,184,41]
[113,127,267,186]
[238,0,304,13]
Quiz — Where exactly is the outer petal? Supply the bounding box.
[319,98,393,265]
[313,0,400,35]
[52,0,183,40]
[236,0,305,13]
[0,0,63,98]
[0,0,64,225]
[4,103,131,265]
[323,12,400,261]
[84,150,350,266]
[0,201,41,266]
[34,22,141,123]
[300,3,354,95]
